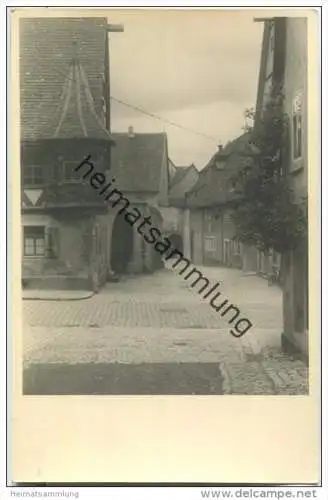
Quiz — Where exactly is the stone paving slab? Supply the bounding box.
[22,267,282,330]
[23,300,281,329]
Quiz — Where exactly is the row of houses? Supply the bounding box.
[179,17,308,359]
[184,133,275,274]
[184,133,283,276]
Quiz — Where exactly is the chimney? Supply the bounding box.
[218,144,223,152]
[128,126,135,138]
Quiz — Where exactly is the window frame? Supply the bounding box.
[204,209,213,233]
[23,165,44,187]
[204,236,216,253]
[214,159,226,170]
[23,226,45,257]
[62,160,84,183]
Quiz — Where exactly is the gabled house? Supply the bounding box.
[168,164,199,207]
[186,134,256,268]
[20,17,173,290]
[158,163,199,257]
[107,129,171,274]
[21,17,114,291]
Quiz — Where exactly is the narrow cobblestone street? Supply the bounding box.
[23,265,308,395]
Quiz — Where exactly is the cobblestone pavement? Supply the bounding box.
[23,265,309,395]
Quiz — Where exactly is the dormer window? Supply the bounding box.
[214,159,226,170]
[230,181,237,192]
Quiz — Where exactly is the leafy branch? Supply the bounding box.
[231,87,307,253]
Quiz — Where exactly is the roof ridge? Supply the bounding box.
[112,131,166,136]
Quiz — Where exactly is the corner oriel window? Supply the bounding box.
[292,92,303,160]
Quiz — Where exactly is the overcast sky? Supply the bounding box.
[107,10,263,169]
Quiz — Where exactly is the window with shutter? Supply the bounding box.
[81,223,92,261]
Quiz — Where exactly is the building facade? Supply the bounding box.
[107,129,171,275]
[186,135,256,270]
[281,18,308,357]
[21,17,114,291]
[161,163,199,260]
[255,17,308,357]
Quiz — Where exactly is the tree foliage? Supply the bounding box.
[231,87,308,254]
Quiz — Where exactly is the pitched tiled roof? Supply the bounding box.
[186,133,252,208]
[110,133,167,193]
[168,165,199,206]
[169,166,190,188]
[20,17,108,140]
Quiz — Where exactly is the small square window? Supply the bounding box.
[205,237,216,252]
[23,165,44,186]
[35,238,45,255]
[23,226,45,256]
[63,161,82,181]
[24,238,35,256]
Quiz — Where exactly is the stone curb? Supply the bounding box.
[22,292,94,301]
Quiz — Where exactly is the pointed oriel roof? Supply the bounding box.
[20,17,111,141]
[50,42,111,141]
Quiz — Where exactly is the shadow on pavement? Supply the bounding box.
[23,362,224,395]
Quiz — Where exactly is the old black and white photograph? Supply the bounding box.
[20,10,310,396]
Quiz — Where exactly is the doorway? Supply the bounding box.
[293,239,308,333]
[110,212,134,274]
[168,233,183,254]
[223,239,230,265]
